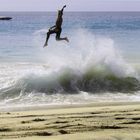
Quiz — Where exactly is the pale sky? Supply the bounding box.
[0,0,140,11]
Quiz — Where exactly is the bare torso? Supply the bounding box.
[55,15,63,29]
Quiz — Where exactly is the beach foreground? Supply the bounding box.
[0,102,140,140]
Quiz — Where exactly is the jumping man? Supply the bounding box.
[44,5,69,47]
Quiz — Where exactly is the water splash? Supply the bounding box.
[0,29,139,107]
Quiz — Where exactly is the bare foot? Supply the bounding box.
[43,43,48,47]
[65,37,69,42]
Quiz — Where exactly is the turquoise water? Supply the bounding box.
[0,12,140,108]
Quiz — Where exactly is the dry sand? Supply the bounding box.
[0,102,140,140]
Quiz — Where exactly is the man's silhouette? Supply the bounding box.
[44,5,69,47]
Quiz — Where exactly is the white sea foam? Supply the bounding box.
[33,29,137,77]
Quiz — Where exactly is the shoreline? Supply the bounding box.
[0,101,140,139]
[0,101,140,112]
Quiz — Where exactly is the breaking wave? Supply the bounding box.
[1,68,139,97]
[0,29,140,106]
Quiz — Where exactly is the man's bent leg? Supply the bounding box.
[56,37,69,42]
[55,29,69,43]
[44,30,55,47]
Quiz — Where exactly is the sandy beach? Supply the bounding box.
[0,102,140,140]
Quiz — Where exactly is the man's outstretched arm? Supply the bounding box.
[61,5,66,14]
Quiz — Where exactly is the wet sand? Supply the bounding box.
[0,102,140,140]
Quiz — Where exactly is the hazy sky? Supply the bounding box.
[0,0,140,11]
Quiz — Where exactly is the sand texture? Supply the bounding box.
[0,102,140,140]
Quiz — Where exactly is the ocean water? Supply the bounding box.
[0,12,140,109]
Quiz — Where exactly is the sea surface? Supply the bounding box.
[0,12,140,109]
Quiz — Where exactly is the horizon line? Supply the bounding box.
[0,11,140,12]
